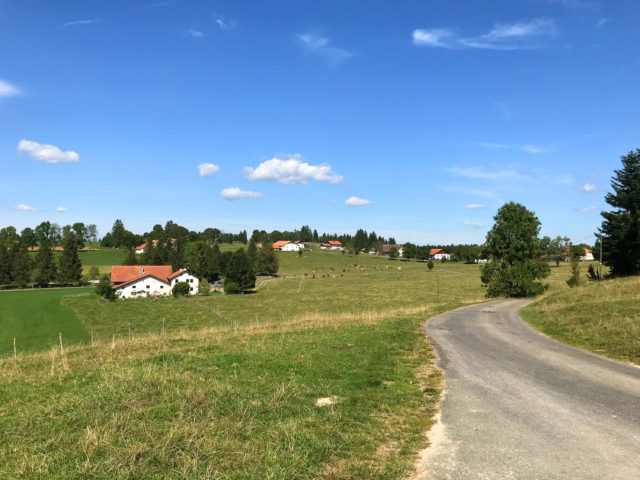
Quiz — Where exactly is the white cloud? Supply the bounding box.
[56,206,68,212]
[0,79,20,98]
[345,196,372,206]
[463,220,483,228]
[412,29,454,48]
[220,187,262,200]
[478,142,509,149]
[198,163,220,177]
[466,204,486,209]
[448,166,523,181]
[243,154,343,184]
[596,18,610,28]
[580,183,597,192]
[61,18,100,28]
[17,139,80,164]
[578,206,596,213]
[186,28,203,38]
[521,144,552,154]
[297,33,353,65]
[212,12,237,31]
[414,19,557,51]
[16,204,38,211]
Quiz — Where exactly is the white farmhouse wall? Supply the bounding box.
[434,253,450,260]
[281,243,302,252]
[116,276,170,299]
[170,272,200,295]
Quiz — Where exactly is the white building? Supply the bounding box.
[320,241,343,250]
[581,248,594,261]
[111,265,200,299]
[134,238,177,254]
[430,248,451,261]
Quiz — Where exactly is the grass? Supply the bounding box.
[0,252,483,479]
[521,264,640,365]
[0,288,92,356]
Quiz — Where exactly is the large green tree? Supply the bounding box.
[225,248,256,291]
[58,235,83,285]
[599,149,640,276]
[33,238,57,286]
[12,243,32,288]
[481,202,550,297]
[255,243,278,276]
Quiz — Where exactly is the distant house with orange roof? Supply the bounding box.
[271,240,305,252]
[430,248,451,261]
[320,240,343,251]
[110,265,199,299]
[581,248,594,261]
[135,238,177,254]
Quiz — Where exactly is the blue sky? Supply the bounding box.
[1,0,638,244]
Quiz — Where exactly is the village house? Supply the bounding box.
[110,265,199,299]
[430,248,451,261]
[382,244,404,257]
[320,240,343,250]
[134,238,177,254]
[581,248,595,261]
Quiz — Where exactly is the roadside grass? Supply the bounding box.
[521,269,640,365]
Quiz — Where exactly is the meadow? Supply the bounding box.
[521,265,640,365]
[0,251,611,478]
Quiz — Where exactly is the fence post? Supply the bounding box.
[13,338,16,358]
[162,317,165,335]
[128,322,131,341]
[59,332,63,353]
[90,329,94,346]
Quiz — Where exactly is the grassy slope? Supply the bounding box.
[521,264,640,365]
[0,288,92,356]
[0,253,485,479]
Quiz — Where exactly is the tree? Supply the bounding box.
[168,237,185,271]
[0,241,13,284]
[225,248,256,291]
[96,274,116,301]
[547,236,570,266]
[122,248,138,265]
[0,226,19,244]
[111,219,125,248]
[12,243,32,288]
[353,229,368,254]
[255,243,278,276]
[403,243,418,260]
[21,228,37,249]
[58,235,83,285]
[427,260,434,271]
[246,239,258,269]
[86,224,98,244]
[198,278,210,295]
[480,202,550,297]
[566,257,581,288]
[172,281,190,297]
[72,222,87,246]
[33,238,57,286]
[599,149,640,276]
[389,247,399,259]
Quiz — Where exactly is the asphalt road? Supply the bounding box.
[414,299,640,480]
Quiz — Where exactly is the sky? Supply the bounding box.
[1,0,639,245]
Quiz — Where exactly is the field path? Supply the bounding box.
[415,299,640,480]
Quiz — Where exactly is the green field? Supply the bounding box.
[0,287,92,356]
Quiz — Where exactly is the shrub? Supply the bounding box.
[224,280,241,294]
[95,274,116,301]
[427,260,434,271]
[198,278,210,295]
[172,281,190,297]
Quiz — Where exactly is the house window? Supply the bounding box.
[189,287,193,291]
[160,285,164,289]
[132,285,136,289]
[146,285,150,289]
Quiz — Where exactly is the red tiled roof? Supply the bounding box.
[585,248,591,254]
[167,268,187,280]
[272,240,291,249]
[328,240,342,245]
[114,273,171,290]
[111,265,173,284]
[430,248,449,255]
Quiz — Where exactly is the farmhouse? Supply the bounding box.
[581,248,594,261]
[134,238,177,254]
[320,240,343,250]
[382,244,404,257]
[430,248,451,261]
[110,265,199,299]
